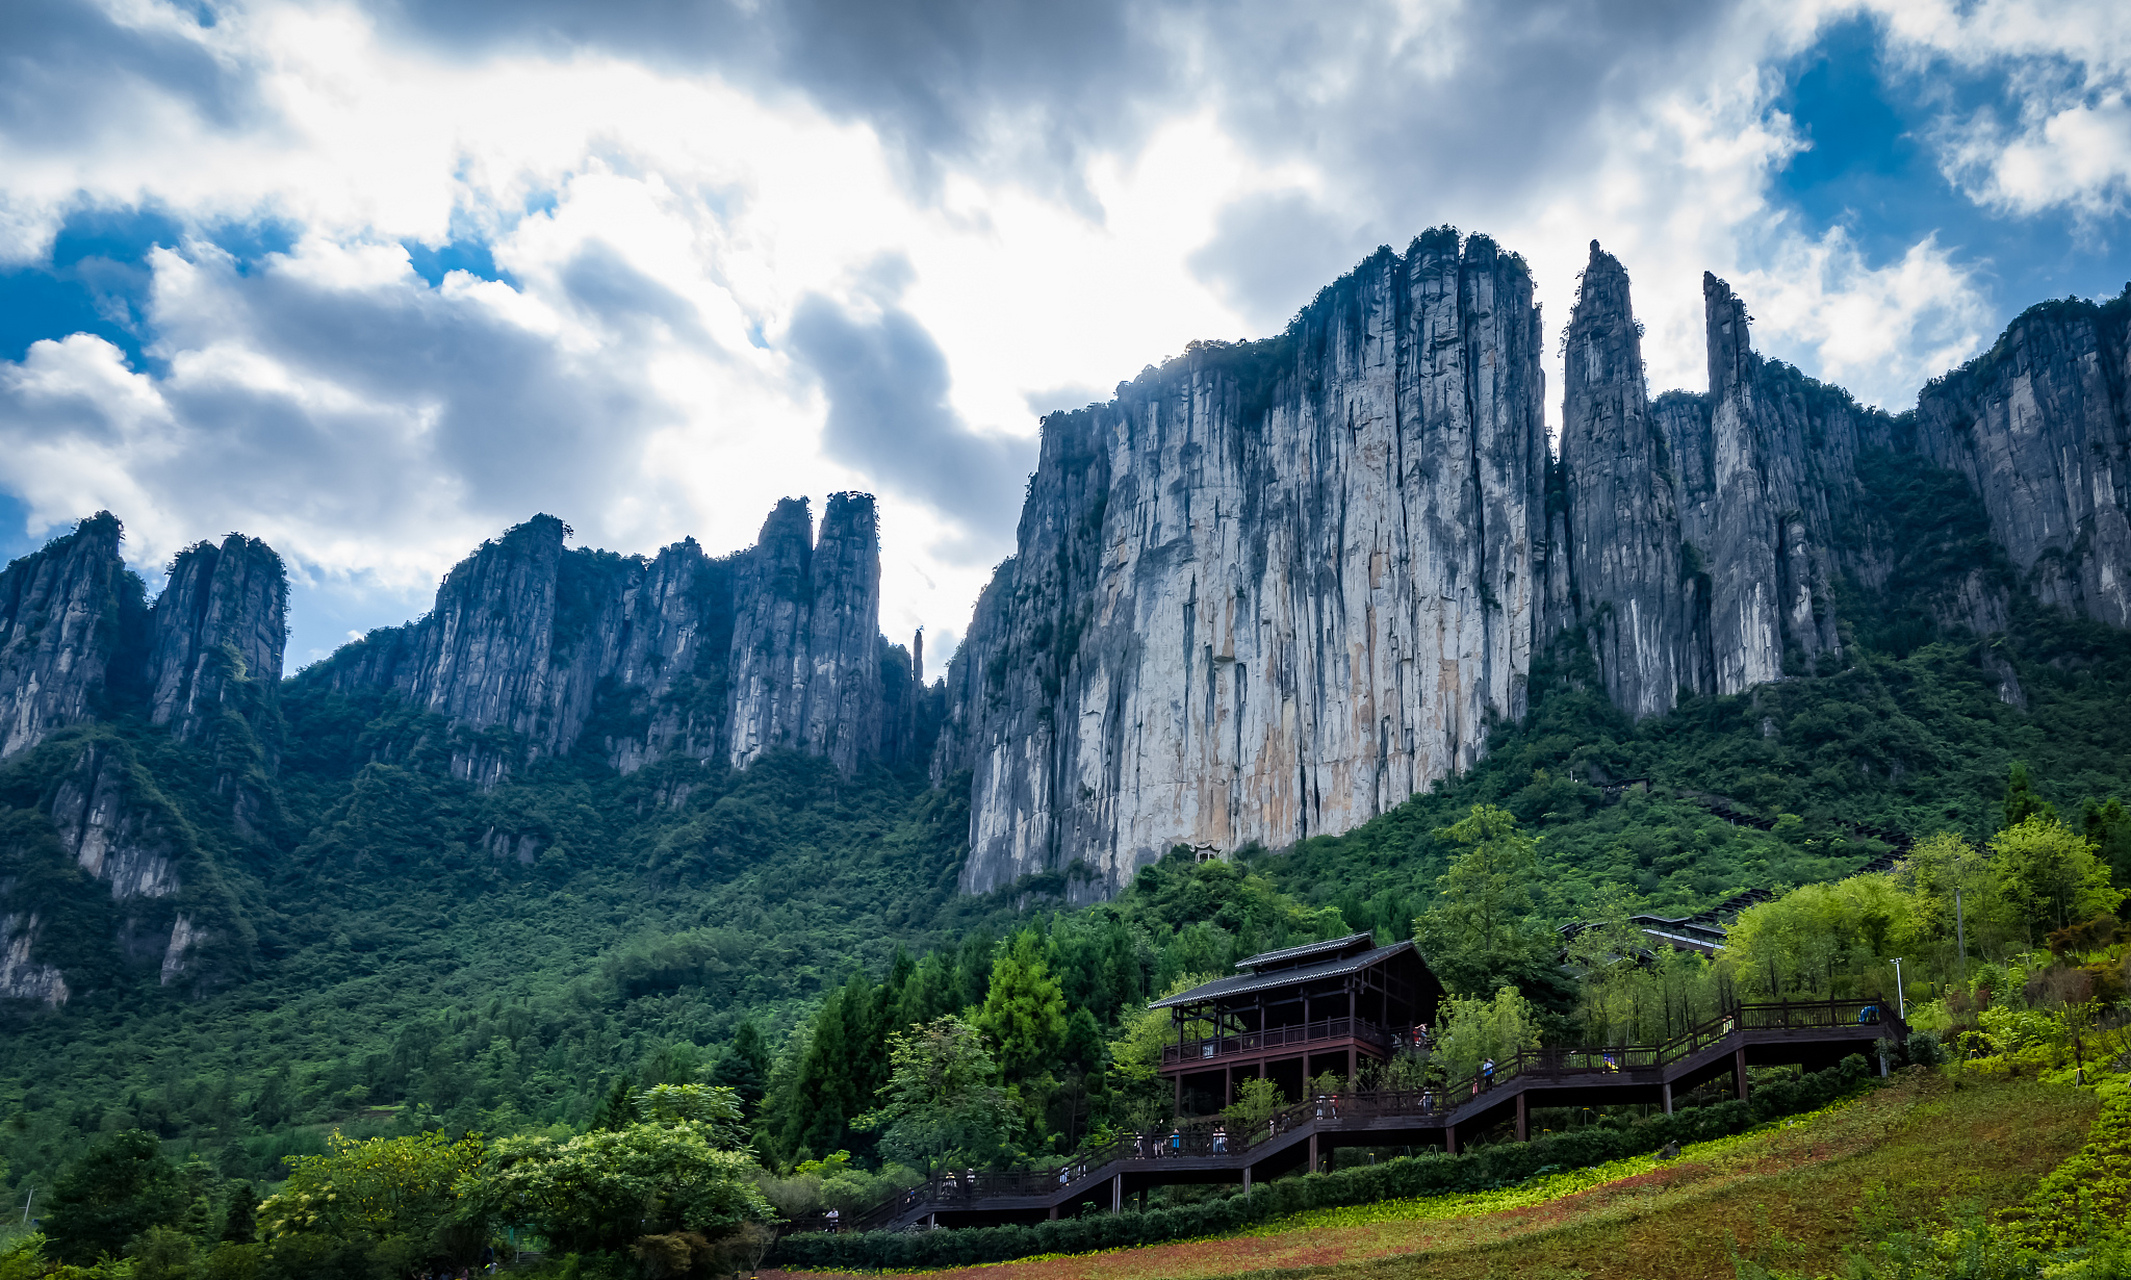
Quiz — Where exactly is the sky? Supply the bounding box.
[2,0,2129,673]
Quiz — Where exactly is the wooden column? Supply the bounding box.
[1242,1164,1252,1192]
[1225,1064,1233,1106]
[1174,1074,1183,1116]
[1516,1093,1528,1142]
[1308,1133,1319,1173]
[1733,1047,1748,1101]
[1661,1080,1674,1115]
[1110,1174,1122,1213]
[1048,1206,1059,1220]
[1445,1125,1458,1155]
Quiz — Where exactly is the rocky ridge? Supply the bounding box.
[943,235,2131,897]
[932,231,1552,897]
[309,492,923,786]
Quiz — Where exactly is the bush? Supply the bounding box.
[1905,1031,1945,1068]
[771,1057,1873,1269]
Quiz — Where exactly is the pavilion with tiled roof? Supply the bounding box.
[1150,933,1445,1113]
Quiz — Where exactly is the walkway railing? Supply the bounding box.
[840,996,1895,1232]
[1162,1016,1391,1065]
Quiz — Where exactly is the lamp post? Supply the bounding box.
[1892,958,1905,1020]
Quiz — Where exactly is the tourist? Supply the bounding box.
[1212,1126,1228,1155]
[1482,1058,1496,1088]
[1169,1128,1182,1156]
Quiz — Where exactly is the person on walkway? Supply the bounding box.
[1482,1058,1496,1089]
[1212,1126,1228,1155]
[825,1207,840,1232]
[1421,1088,1433,1115]
[1169,1128,1182,1156]
[1269,1115,1279,1142]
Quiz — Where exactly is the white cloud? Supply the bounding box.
[0,0,2109,666]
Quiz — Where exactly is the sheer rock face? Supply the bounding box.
[1912,297,2131,628]
[1557,245,1707,718]
[316,494,905,784]
[1565,250,1901,716]
[147,534,289,745]
[933,234,1552,897]
[0,514,142,759]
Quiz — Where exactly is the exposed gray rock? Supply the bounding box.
[50,740,182,900]
[1557,243,1707,717]
[147,533,288,744]
[1911,295,2131,628]
[313,494,913,784]
[934,232,1552,897]
[0,912,68,1007]
[0,513,144,759]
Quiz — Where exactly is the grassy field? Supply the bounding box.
[770,1071,2097,1280]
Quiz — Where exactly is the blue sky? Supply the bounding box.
[2,0,2128,666]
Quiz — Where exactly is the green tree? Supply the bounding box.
[473,1121,767,1254]
[2081,797,2131,890]
[220,1183,258,1244]
[256,1130,487,1257]
[1992,815,2125,933]
[977,930,1067,1080]
[857,1015,1014,1174]
[2003,761,2056,829]
[590,1077,638,1132]
[41,1130,187,1264]
[1412,805,1562,1001]
[709,1021,772,1115]
[1433,987,1542,1083]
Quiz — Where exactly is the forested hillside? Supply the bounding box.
[4,569,2129,1211]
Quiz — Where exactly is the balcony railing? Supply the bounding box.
[1161,1015,1392,1067]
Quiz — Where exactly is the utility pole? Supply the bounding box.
[19,1185,32,1227]
[1955,885,1967,984]
[1892,958,1905,1019]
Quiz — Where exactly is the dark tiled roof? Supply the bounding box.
[1235,933,1375,972]
[1149,940,1416,1009]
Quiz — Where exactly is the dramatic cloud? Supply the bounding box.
[1,0,2127,666]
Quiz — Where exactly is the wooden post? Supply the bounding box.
[1308,1133,1319,1172]
[1242,1164,1252,1192]
[1174,1074,1183,1116]
[1445,1125,1458,1155]
[1661,1081,1674,1115]
[1225,1064,1233,1106]
[1110,1174,1122,1213]
[1733,1047,1748,1100]
[1048,1206,1059,1220]
[1516,1093,1528,1142]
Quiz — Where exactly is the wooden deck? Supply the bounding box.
[834,998,1902,1232]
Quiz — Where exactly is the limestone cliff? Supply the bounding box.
[945,236,2131,895]
[312,494,913,784]
[1562,247,1901,713]
[147,534,289,746]
[1911,294,2131,629]
[933,231,1552,897]
[0,514,146,758]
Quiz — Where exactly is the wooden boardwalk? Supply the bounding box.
[842,998,1902,1232]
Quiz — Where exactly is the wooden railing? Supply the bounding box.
[833,996,1896,1232]
[1162,1016,1391,1066]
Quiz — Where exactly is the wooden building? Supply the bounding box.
[1150,934,1444,1113]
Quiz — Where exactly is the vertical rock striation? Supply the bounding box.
[1911,294,2131,628]
[311,494,909,783]
[933,231,1552,897]
[0,514,145,758]
[147,534,289,745]
[1557,244,1706,717]
[1566,247,1907,716]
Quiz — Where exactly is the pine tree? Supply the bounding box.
[977,930,1067,1080]
[590,1077,638,1131]
[709,1021,772,1114]
[220,1183,257,1244]
[2003,761,2056,829]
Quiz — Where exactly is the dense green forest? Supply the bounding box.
[4,580,2131,1272]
